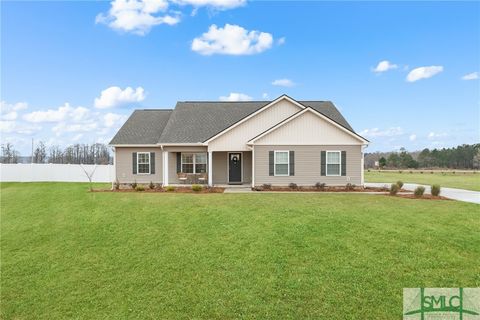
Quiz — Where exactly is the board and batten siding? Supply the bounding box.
[115,147,162,183]
[208,99,300,151]
[254,110,363,145]
[254,145,362,186]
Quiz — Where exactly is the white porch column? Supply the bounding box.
[208,151,213,187]
[251,146,255,188]
[163,151,169,186]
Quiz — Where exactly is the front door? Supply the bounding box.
[228,153,242,184]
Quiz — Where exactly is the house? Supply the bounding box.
[109,95,369,187]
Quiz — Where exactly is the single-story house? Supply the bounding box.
[109,95,369,187]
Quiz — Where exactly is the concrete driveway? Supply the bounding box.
[365,182,480,204]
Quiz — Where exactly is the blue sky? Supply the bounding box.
[1,0,479,155]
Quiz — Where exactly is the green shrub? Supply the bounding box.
[135,185,145,192]
[414,186,425,197]
[165,186,175,192]
[345,183,355,191]
[315,182,326,191]
[149,181,155,190]
[288,183,298,190]
[431,184,441,196]
[396,180,404,189]
[130,181,137,189]
[191,184,203,192]
[262,183,272,190]
[389,184,399,196]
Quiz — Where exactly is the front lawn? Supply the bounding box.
[365,170,480,191]
[1,183,479,319]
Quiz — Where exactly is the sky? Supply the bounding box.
[1,0,479,155]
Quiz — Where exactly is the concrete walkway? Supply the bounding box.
[365,182,480,204]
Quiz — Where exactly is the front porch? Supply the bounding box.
[162,149,252,187]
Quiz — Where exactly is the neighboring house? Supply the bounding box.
[110,95,369,187]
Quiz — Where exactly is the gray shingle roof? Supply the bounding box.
[110,99,356,145]
[109,109,172,145]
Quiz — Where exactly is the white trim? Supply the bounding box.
[274,150,290,176]
[163,151,169,186]
[247,107,369,145]
[137,152,151,175]
[180,152,207,174]
[160,143,204,146]
[325,150,341,177]
[111,144,158,147]
[208,151,213,187]
[203,95,305,144]
[251,146,255,188]
[227,152,243,184]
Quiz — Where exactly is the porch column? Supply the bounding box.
[163,151,169,187]
[208,151,213,187]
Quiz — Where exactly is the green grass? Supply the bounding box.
[1,183,479,319]
[365,170,480,191]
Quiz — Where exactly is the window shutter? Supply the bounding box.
[176,153,181,173]
[289,151,295,176]
[341,151,347,176]
[132,152,137,174]
[320,151,326,176]
[150,152,155,174]
[269,151,274,176]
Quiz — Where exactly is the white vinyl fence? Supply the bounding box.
[0,164,114,182]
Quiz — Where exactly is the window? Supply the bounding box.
[326,151,341,176]
[274,151,289,176]
[181,153,207,174]
[137,152,150,174]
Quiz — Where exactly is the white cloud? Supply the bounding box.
[406,66,443,82]
[1,101,28,121]
[104,112,128,127]
[360,127,404,138]
[219,92,253,101]
[23,103,90,123]
[173,0,245,9]
[95,0,180,36]
[0,120,41,134]
[461,72,478,80]
[409,134,417,141]
[191,24,274,55]
[271,78,295,87]
[373,60,398,73]
[94,86,146,109]
[277,37,286,45]
[428,132,448,140]
[72,133,84,142]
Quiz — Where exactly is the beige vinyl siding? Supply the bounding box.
[166,146,207,184]
[208,99,300,151]
[254,110,363,145]
[115,147,162,183]
[254,145,362,186]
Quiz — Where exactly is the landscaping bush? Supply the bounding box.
[389,183,399,196]
[149,181,155,190]
[262,183,272,190]
[414,186,425,197]
[114,179,120,190]
[135,185,145,192]
[192,184,203,192]
[131,181,137,189]
[431,184,441,196]
[288,183,298,190]
[345,183,355,191]
[396,181,404,189]
[315,182,326,191]
[165,186,175,192]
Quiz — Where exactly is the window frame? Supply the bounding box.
[181,153,207,174]
[137,152,151,175]
[274,150,290,176]
[326,150,341,176]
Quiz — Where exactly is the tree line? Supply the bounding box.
[1,142,112,164]
[366,144,480,169]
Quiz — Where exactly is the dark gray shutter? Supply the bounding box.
[289,151,295,176]
[176,153,181,173]
[132,152,137,174]
[341,151,347,176]
[320,151,326,176]
[150,152,155,174]
[269,151,274,176]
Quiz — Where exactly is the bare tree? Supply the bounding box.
[1,143,19,163]
[48,145,64,163]
[33,141,47,163]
